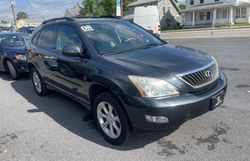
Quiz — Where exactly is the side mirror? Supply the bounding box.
[62,46,83,57]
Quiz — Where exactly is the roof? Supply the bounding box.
[41,17,123,25]
[128,0,158,7]
[127,0,180,14]
[237,1,250,7]
[182,2,234,12]
[76,18,124,24]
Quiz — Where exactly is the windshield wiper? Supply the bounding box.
[104,43,163,56]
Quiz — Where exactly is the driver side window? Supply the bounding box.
[56,25,82,51]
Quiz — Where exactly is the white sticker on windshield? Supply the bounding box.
[81,25,94,32]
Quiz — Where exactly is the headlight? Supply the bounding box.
[15,54,26,61]
[211,56,218,67]
[128,76,179,98]
[211,56,219,77]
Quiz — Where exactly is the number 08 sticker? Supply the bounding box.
[81,25,94,32]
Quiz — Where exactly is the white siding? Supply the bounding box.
[186,0,236,9]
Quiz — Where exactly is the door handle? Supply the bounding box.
[44,56,57,60]
[50,56,57,60]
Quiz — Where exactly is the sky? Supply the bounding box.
[0,0,82,22]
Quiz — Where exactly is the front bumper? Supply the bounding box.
[14,60,28,73]
[121,72,227,132]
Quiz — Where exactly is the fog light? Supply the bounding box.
[145,115,169,124]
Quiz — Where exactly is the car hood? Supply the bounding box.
[104,44,214,78]
[3,46,25,55]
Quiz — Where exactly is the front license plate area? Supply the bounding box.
[210,91,224,110]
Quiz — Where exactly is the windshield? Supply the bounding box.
[0,34,29,48]
[81,20,164,55]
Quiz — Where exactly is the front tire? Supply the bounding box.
[93,92,130,145]
[6,60,18,80]
[31,68,47,96]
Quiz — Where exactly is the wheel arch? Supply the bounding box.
[88,80,133,131]
[28,63,35,73]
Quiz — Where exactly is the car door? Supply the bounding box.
[34,24,58,84]
[48,24,88,103]
[0,42,4,71]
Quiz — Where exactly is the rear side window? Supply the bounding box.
[37,25,56,48]
[32,31,40,45]
[56,25,82,51]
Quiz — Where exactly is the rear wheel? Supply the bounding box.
[31,68,47,96]
[93,92,130,145]
[6,60,18,80]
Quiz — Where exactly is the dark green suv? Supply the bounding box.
[26,17,227,145]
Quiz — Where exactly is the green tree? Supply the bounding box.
[16,11,29,20]
[103,0,116,16]
[179,4,186,10]
[123,0,136,16]
[81,0,136,17]
[83,0,102,16]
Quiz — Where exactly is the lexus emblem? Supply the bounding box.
[205,71,212,78]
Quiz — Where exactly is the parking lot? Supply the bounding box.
[0,37,250,161]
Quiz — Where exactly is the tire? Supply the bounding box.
[6,60,18,80]
[31,67,47,96]
[93,92,130,145]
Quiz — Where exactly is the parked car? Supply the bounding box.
[26,17,227,145]
[16,26,35,35]
[134,5,161,37]
[0,32,29,79]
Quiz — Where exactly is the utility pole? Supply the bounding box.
[11,0,17,30]
[116,0,123,17]
[121,0,123,18]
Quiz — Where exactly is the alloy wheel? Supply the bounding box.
[33,71,41,93]
[97,101,121,139]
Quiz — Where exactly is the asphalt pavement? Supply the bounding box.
[0,37,250,161]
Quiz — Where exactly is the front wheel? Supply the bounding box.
[31,68,47,96]
[6,60,18,80]
[93,92,130,145]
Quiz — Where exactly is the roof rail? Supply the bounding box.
[73,15,121,19]
[42,17,75,24]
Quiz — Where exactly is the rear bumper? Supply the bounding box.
[121,72,227,132]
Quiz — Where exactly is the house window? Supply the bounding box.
[236,8,247,18]
[236,8,240,18]
[222,9,227,18]
[190,0,194,5]
[200,0,204,3]
[200,12,204,20]
[241,8,246,18]
[216,10,219,19]
[207,12,211,20]
[163,7,166,15]
[215,0,219,2]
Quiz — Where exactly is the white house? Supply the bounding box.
[182,0,250,26]
[124,0,181,29]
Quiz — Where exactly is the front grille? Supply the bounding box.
[180,63,218,89]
